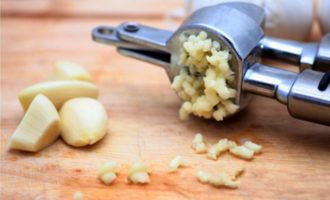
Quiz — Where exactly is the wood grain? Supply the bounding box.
[1,3,330,200]
[1,0,182,18]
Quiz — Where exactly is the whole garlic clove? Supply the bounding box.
[49,60,91,82]
[8,94,60,152]
[18,80,99,111]
[59,98,108,147]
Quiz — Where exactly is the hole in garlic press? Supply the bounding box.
[97,28,114,35]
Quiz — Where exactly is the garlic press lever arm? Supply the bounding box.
[243,63,330,125]
[260,33,330,72]
[92,23,172,68]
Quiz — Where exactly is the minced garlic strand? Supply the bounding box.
[172,31,239,121]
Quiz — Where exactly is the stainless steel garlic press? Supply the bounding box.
[91,2,330,126]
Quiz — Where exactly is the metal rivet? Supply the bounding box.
[124,23,139,32]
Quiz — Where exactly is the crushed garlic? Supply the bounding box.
[73,191,84,200]
[98,161,119,185]
[207,139,236,160]
[209,173,239,189]
[192,133,207,153]
[169,155,187,173]
[196,170,211,183]
[127,162,150,184]
[229,146,254,160]
[197,170,241,189]
[172,31,239,121]
[243,141,262,154]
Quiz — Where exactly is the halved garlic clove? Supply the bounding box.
[8,94,60,152]
[18,80,98,111]
[49,60,91,82]
[59,98,108,147]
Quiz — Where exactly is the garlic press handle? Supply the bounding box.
[243,64,330,125]
[288,70,330,125]
[260,33,330,72]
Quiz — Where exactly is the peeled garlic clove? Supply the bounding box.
[18,81,98,111]
[8,94,60,152]
[59,98,108,147]
[49,60,91,82]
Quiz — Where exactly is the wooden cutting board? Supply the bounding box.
[1,1,330,200]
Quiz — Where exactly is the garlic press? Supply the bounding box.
[92,2,330,126]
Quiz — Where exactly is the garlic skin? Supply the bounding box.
[49,60,91,82]
[18,81,99,111]
[319,0,330,34]
[185,0,314,41]
[8,94,60,152]
[60,98,108,147]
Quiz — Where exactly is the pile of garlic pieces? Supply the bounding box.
[193,133,262,188]
[192,133,262,160]
[98,161,151,185]
[171,31,239,121]
[8,60,108,152]
[97,133,262,189]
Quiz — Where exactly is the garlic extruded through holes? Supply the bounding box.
[127,162,150,184]
[229,146,254,160]
[192,133,207,153]
[8,94,60,152]
[60,98,108,147]
[243,140,262,154]
[172,31,239,121]
[196,170,211,184]
[207,139,236,160]
[196,170,242,189]
[18,80,98,111]
[98,161,119,185]
[169,155,188,173]
[73,192,84,200]
[209,172,239,189]
[49,60,91,82]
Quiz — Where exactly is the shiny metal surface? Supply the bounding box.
[92,2,330,125]
[288,70,330,126]
[260,34,330,72]
[243,63,296,104]
[315,33,330,72]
